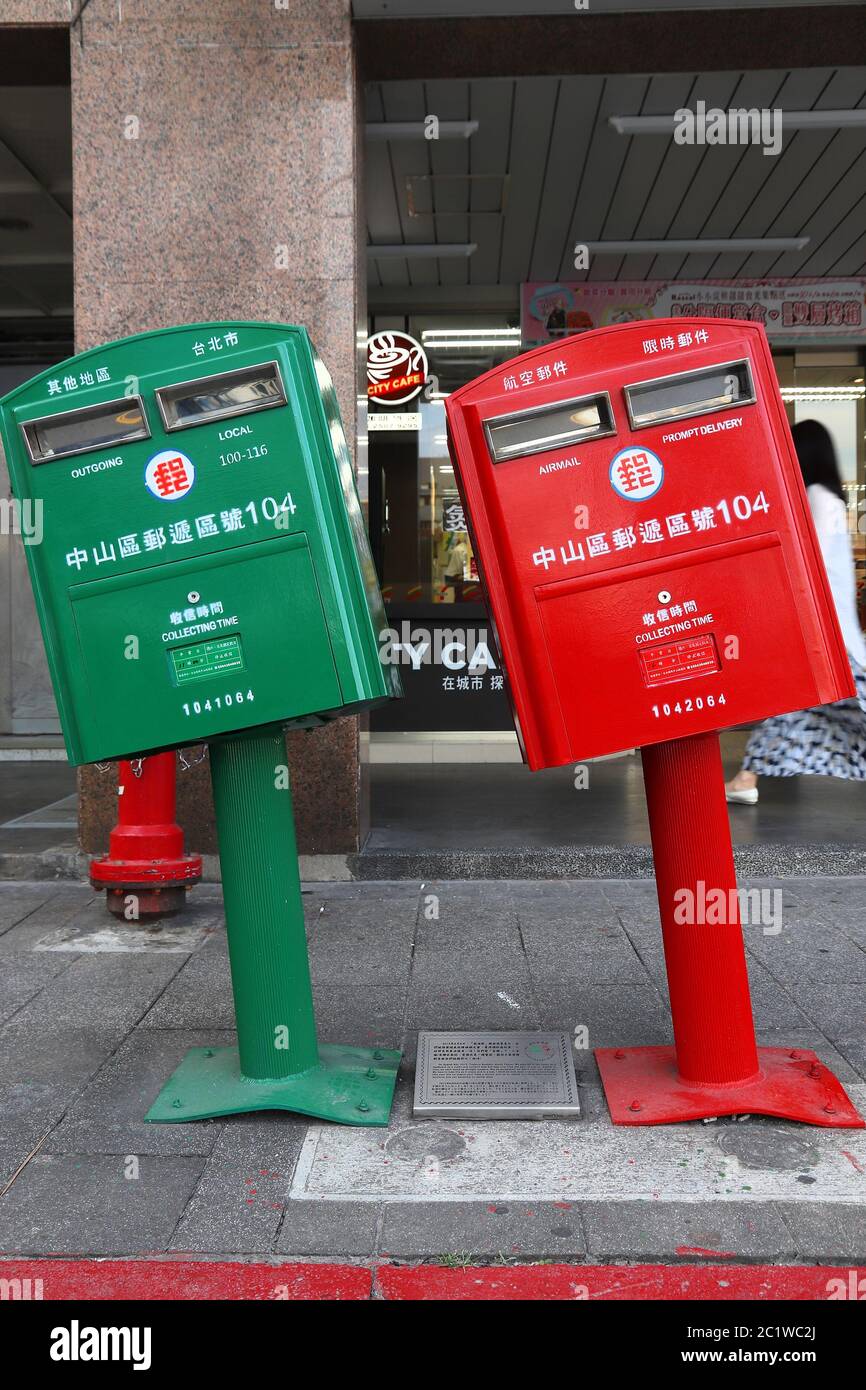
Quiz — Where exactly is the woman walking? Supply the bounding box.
[726,419,866,804]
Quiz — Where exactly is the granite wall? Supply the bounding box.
[66,0,368,855]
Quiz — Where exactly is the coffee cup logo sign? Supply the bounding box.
[367,331,428,406]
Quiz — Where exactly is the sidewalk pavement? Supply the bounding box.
[0,876,864,1266]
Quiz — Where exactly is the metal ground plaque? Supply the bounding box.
[413,1031,580,1120]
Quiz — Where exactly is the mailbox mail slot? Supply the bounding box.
[0,321,400,764]
[445,318,853,770]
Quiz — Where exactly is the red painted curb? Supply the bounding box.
[2,1260,863,1301]
[375,1264,866,1301]
[0,1260,371,1301]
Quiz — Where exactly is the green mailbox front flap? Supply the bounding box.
[69,533,342,762]
[0,322,397,765]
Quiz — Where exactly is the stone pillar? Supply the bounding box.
[70,0,368,857]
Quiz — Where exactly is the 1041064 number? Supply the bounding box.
[182,689,255,717]
[651,693,726,718]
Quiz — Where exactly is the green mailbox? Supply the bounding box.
[0,321,402,1125]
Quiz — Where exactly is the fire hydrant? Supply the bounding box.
[90,751,202,917]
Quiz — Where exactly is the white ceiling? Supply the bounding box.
[366,67,866,302]
[0,84,72,319]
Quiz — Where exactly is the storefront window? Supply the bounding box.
[774,349,865,607]
[367,316,519,605]
[367,316,520,732]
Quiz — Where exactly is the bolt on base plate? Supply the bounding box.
[144,1043,401,1126]
[596,1045,865,1127]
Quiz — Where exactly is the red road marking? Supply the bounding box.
[1,1260,862,1301]
[0,1260,370,1301]
[375,1264,866,1301]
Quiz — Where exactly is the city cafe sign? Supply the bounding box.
[367,330,428,405]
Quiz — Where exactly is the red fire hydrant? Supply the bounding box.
[90,751,202,917]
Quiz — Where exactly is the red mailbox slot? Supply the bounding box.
[446,318,863,1129]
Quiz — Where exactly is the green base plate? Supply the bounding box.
[144,1043,401,1126]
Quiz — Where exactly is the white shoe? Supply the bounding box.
[726,786,759,805]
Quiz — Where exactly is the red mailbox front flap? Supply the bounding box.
[535,532,818,762]
[446,318,854,770]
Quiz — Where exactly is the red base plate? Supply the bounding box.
[596,1045,864,1127]
[90,855,203,887]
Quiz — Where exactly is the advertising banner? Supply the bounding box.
[522,279,866,347]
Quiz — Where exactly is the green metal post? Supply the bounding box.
[145,724,401,1125]
[209,727,318,1079]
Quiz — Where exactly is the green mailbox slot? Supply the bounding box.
[0,322,402,1125]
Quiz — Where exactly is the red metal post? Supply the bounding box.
[596,731,864,1126]
[90,751,202,917]
[643,731,760,1086]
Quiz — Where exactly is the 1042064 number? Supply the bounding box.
[182,689,255,717]
[651,693,726,718]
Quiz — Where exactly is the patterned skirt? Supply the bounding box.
[743,658,866,779]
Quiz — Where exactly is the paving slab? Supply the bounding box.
[747,920,866,983]
[139,948,235,1030]
[379,1199,588,1261]
[0,884,68,934]
[45,1029,235,1156]
[0,1116,60,1192]
[0,888,95,949]
[0,1152,206,1254]
[415,882,522,951]
[313,985,406,1049]
[581,1200,797,1262]
[14,951,184,1033]
[776,1202,866,1261]
[171,1119,306,1254]
[0,950,77,1026]
[276,1199,381,1257]
[407,948,540,1031]
[536,983,672,1044]
[786,981,866,1040]
[739,959,813,1032]
[834,1034,866,1082]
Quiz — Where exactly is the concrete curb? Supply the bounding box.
[347,844,866,880]
[1,842,864,882]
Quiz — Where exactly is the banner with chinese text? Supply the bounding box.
[522,280,866,347]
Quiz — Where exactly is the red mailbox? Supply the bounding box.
[446,318,863,1128]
